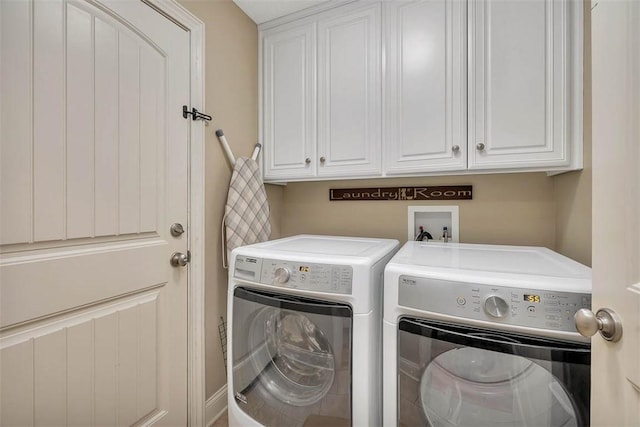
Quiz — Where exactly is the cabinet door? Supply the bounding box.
[385,0,466,174]
[262,22,316,180]
[468,0,581,170]
[317,3,381,178]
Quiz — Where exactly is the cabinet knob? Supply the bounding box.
[476,142,486,151]
[320,156,326,163]
[452,145,460,153]
[305,157,311,164]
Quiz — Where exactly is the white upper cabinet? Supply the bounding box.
[261,2,381,182]
[262,21,316,181]
[384,0,467,175]
[259,0,583,182]
[468,0,583,171]
[317,3,381,177]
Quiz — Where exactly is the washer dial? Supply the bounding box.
[274,267,291,284]
[484,295,509,318]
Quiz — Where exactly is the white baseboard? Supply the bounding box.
[205,384,228,427]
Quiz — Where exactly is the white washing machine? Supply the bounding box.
[227,234,399,427]
[383,242,592,427]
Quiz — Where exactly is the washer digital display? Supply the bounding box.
[524,294,541,303]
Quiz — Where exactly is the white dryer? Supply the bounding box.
[227,234,399,427]
[383,242,592,427]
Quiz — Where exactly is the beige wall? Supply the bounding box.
[281,173,556,248]
[552,1,592,267]
[179,0,283,399]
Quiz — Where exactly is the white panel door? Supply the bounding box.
[590,0,640,424]
[384,0,466,175]
[0,0,190,425]
[468,0,578,170]
[262,21,317,181]
[317,2,381,178]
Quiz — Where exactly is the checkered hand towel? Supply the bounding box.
[223,157,271,267]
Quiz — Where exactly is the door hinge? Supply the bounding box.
[182,105,212,122]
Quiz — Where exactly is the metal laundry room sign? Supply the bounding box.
[329,185,472,201]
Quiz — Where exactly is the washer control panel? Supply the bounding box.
[233,255,353,294]
[398,275,591,333]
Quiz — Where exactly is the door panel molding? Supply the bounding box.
[1,231,160,255]
[1,290,162,425]
[0,288,161,346]
[1,0,170,246]
[1,240,168,327]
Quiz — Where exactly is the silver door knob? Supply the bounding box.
[476,142,486,151]
[170,252,190,267]
[320,156,326,163]
[170,223,185,237]
[305,157,311,164]
[574,308,622,342]
[452,145,460,152]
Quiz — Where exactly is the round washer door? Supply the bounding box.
[249,307,335,406]
[420,347,578,427]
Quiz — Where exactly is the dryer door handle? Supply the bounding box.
[233,287,352,318]
[400,318,590,363]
